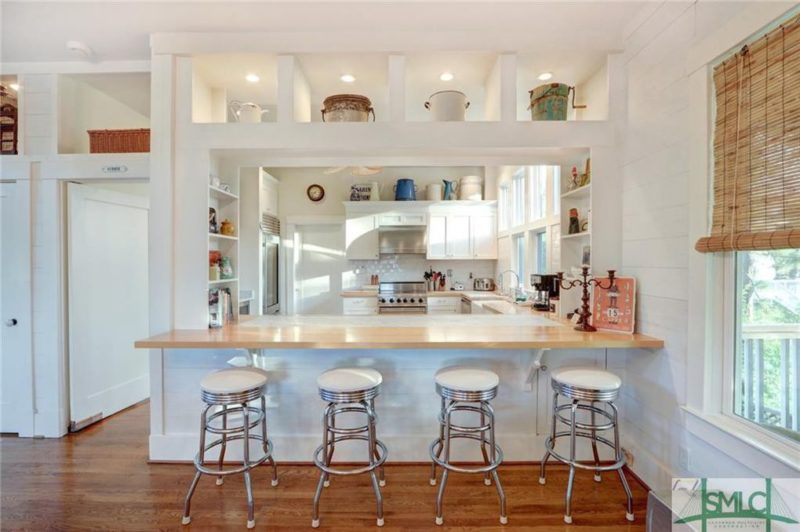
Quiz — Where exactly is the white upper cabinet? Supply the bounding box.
[427,214,448,258]
[446,214,472,258]
[427,213,478,259]
[471,214,498,259]
[345,215,379,260]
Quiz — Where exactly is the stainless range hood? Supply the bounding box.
[378,225,427,255]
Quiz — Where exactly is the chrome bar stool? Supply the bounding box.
[312,368,387,528]
[429,367,507,526]
[539,367,634,524]
[182,368,279,529]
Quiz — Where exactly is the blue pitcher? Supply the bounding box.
[394,178,417,201]
[442,179,456,200]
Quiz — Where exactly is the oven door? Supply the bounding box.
[378,306,427,314]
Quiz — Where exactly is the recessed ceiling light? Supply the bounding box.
[440,72,454,82]
[538,72,554,81]
[245,73,260,83]
[340,74,356,83]
[9,83,20,91]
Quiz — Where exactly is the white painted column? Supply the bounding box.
[173,56,209,329]
[499,53,518,123]
[148,53,176,438]
[388,54,406,123]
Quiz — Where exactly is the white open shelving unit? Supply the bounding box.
[208,179,240,324]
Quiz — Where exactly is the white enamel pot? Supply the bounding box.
[424,90,470,121]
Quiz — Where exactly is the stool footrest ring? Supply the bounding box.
[193,434,275,476]
[429,437,503,474]
[313,436,388,476]
[543,431,624,472]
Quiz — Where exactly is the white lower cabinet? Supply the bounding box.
[343,297,378,315]
[427,296,461,314]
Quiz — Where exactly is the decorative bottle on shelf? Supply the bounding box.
[220,257,234,279]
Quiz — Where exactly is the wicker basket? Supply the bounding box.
[87,128,150,153]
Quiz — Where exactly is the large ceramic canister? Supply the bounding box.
[528,83,573,121]
[424,90,470,121]
[321,94,375,122]
[457,175,483,200]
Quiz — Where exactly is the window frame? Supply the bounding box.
[685,4,800,473]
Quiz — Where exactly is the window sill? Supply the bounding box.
[683,406,800,474]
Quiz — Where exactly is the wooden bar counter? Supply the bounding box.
[136,314,664,350]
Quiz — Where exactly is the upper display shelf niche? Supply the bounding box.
[189,51,610,125]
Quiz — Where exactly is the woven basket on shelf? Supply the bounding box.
[87,128,150,153]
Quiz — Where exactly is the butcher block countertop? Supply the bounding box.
[135,314,664,350]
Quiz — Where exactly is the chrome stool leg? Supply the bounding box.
[182,405,210,525]
[480,406,492,486]
[368,399,386,487]
[611,402,634,521]
[485,401,507,523]
[590,401,602,482]
[434,402,453,526]
[312,403,333,527]
[242,403,256,529]
[261,396,279,487]
[539,391,558,485]
[564,400,578,524]
[216,405,227,485]
[365,400,385,525]
[429,397,446,486]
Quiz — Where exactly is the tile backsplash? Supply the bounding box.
[347,255,496,290]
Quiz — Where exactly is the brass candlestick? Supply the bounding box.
[556,267,616,332]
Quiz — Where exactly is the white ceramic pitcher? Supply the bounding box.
[229,101,269,123]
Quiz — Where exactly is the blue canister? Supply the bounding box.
[394,178,417,201]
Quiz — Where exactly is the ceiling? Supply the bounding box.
[1,1,650,63]
[63,72,152,116]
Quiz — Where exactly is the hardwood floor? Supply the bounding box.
[1,402,649,530]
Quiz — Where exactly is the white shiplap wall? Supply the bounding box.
[617,2,793,489]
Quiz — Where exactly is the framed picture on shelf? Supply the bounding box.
[592,276,636,334]
[581,245,591,266]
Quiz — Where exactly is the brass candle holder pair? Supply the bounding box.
[556,267,616,332]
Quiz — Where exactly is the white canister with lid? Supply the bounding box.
[426,183,443,201]
[457,175,483,200]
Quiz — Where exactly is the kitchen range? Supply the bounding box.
[377,281,427,314]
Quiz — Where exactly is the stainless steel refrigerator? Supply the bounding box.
[261,215,281,315]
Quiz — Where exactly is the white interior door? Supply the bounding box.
[1,182,34,435]
[67,183,149,430]
[294,223,346,315]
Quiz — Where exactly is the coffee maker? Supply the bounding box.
[530,274,559,312]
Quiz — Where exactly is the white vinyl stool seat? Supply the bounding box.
[317,367,383,393]
[201,368,268,395]
[551,367,621,391]
[434,367,500,392]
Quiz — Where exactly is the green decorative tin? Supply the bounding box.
[528,83,583,121]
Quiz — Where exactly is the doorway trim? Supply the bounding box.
[284,215,344,316]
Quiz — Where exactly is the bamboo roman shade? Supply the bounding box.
[695,14,800,253]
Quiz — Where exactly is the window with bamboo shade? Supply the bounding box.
[695,14,800,253]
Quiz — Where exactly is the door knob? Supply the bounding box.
[5,318,18,327]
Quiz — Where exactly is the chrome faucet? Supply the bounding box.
[497,270,521,298]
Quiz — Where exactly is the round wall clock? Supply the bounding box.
[307,184,325,202]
